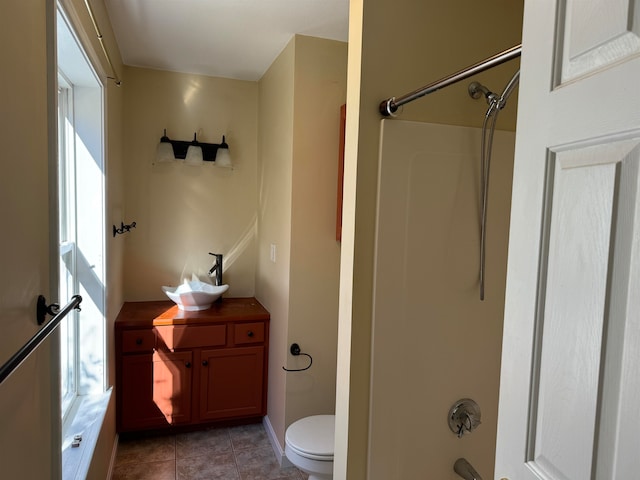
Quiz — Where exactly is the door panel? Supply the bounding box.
[529,141,640,479]
[559,0,640,82]
[495,0,640,478]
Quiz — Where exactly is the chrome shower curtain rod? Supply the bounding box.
[379,44,521,116]
[84,0,121,86]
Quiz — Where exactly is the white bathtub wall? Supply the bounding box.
[368,120,515,479]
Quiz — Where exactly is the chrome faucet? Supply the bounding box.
[208,253,223,286]
[454,458,482,480]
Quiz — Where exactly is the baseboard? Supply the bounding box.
[263,415,294,468]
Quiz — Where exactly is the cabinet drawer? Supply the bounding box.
[155,325,226,350]
[122,329,156,353]
[234,322,265,344]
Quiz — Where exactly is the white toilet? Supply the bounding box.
[285,414,335,480]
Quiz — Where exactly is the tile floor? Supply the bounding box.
[112,423,308,480]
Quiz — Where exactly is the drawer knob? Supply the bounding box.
[185,361,191,368]
[135,338,143,345]
[247,331,254,337]
[202,360,208,366]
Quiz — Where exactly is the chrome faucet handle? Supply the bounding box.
[448,398,481,438]
[456,413,472,438]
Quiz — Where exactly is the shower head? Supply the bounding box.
[468,82,498,105]
[468,69,520,112]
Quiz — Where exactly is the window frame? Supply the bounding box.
[57,77,81,422]
[56,3,107,434]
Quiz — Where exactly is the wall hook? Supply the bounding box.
[282,343,313,372]
[113,221,137,237]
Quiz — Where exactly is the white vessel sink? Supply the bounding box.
[162,276,229,311]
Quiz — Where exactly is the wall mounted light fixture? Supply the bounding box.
[155,129,232,167]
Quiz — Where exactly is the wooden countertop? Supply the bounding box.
[115,297,270,327]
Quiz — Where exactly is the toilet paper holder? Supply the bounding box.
[448,398,481,438]
[282,343,313,372]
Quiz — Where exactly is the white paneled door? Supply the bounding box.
[495,0,640,479]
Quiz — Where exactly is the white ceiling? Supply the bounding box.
[104,0,349,81]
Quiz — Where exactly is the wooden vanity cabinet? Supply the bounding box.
[119,353,167,430]
[199,346,264,420]
[118,329,166,430]
[152,350,193,425]
[115,298,269,433]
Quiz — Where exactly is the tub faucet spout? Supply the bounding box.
[454,458,482,480]
[208,253,223,286]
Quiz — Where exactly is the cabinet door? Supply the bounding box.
[198,346,265,421]
[153,350,193,425]
[120,354,166,431]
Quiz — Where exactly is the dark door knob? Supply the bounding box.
[185,361,191,368]
[135,338,143,345]
[247,331,254,337]
[202,360,208,366]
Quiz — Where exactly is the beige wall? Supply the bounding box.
[0,0,124,478]
[257,38,296,446]
[287,35,346,424]
[0,1,56,477]
[336,0,524,478]
[257,35,347,447]
[121,68,259,300]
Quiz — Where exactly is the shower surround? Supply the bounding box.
[368,119,515,479]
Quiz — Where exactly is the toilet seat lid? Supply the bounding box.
[286,415,335,459]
